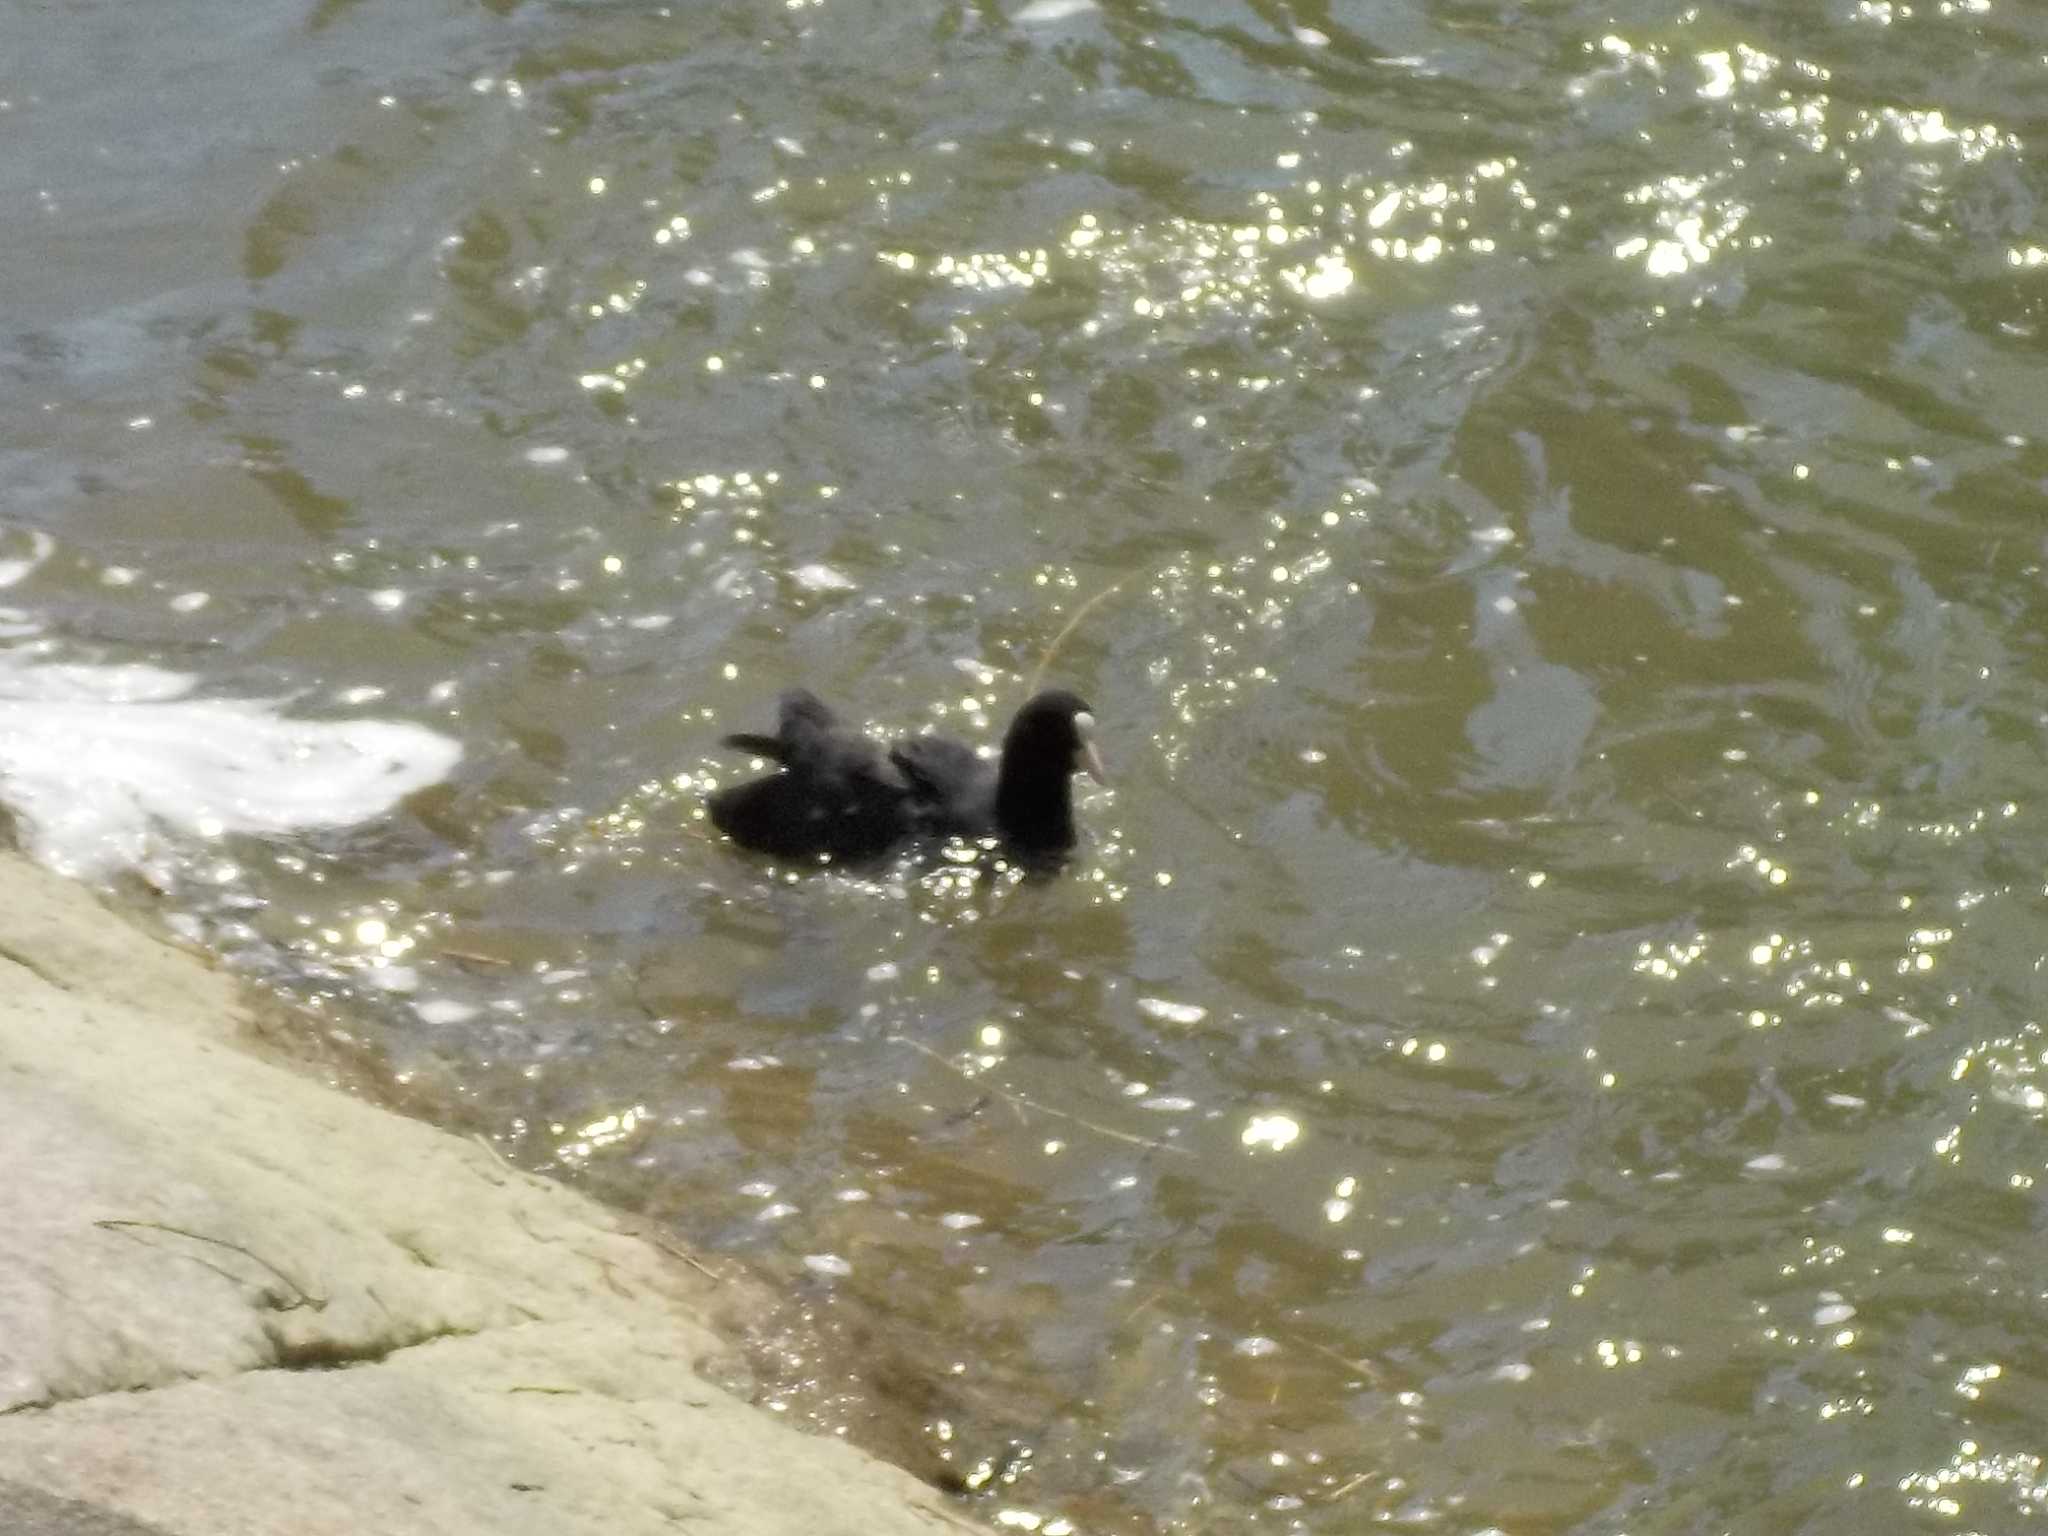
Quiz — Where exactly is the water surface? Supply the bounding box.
[7,0,2048,1529]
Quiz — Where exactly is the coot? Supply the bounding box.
[708,687,1104,866]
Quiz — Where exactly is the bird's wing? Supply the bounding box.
[719,688,840,762]
[888,734,982,798]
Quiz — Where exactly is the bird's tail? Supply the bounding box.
[720,732,789,760]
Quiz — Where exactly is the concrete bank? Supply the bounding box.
[0,850,979,1536]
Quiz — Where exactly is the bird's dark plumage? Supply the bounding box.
[707,687,1103,867]
[705,689,911,863]
[892,688,1103,860]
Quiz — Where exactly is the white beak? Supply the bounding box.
[1075,711,1108,784]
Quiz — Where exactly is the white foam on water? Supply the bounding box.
[0,530,54,591]
[1137,995,1208,1026]
[0,531,54,642]
[791,562,856,592]
[0,524,462,877]
[0,656,463,876]
[1014,0,1095,23]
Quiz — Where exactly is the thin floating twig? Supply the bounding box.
[1288,1331,1389,1387]
[1028,577,1128,694]
[93,1219,327,1313]
[1121,1288,1167,1326]
[1322,1471,1377,1504]
[891,1036,1190,1156]
[650,1235,724,1284]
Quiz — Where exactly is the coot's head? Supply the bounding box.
[1002,689,1107,787]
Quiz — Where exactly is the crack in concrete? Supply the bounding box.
[262,1319,478,1371]
[4,1317,491,1419]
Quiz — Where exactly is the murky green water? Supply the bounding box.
[9,0,2048,1528]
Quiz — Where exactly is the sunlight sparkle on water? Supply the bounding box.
[1241,1114,1300,1152]
[557,1105,645,1163]
[1138,996,1207,1026]
[1898,1441,2048,1525]
[1281,252,1354,299]
[903,151,1536,344]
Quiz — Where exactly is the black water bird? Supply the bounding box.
[707,687,1104,866]
[705,688,912,863]
[890,689,1105,862]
